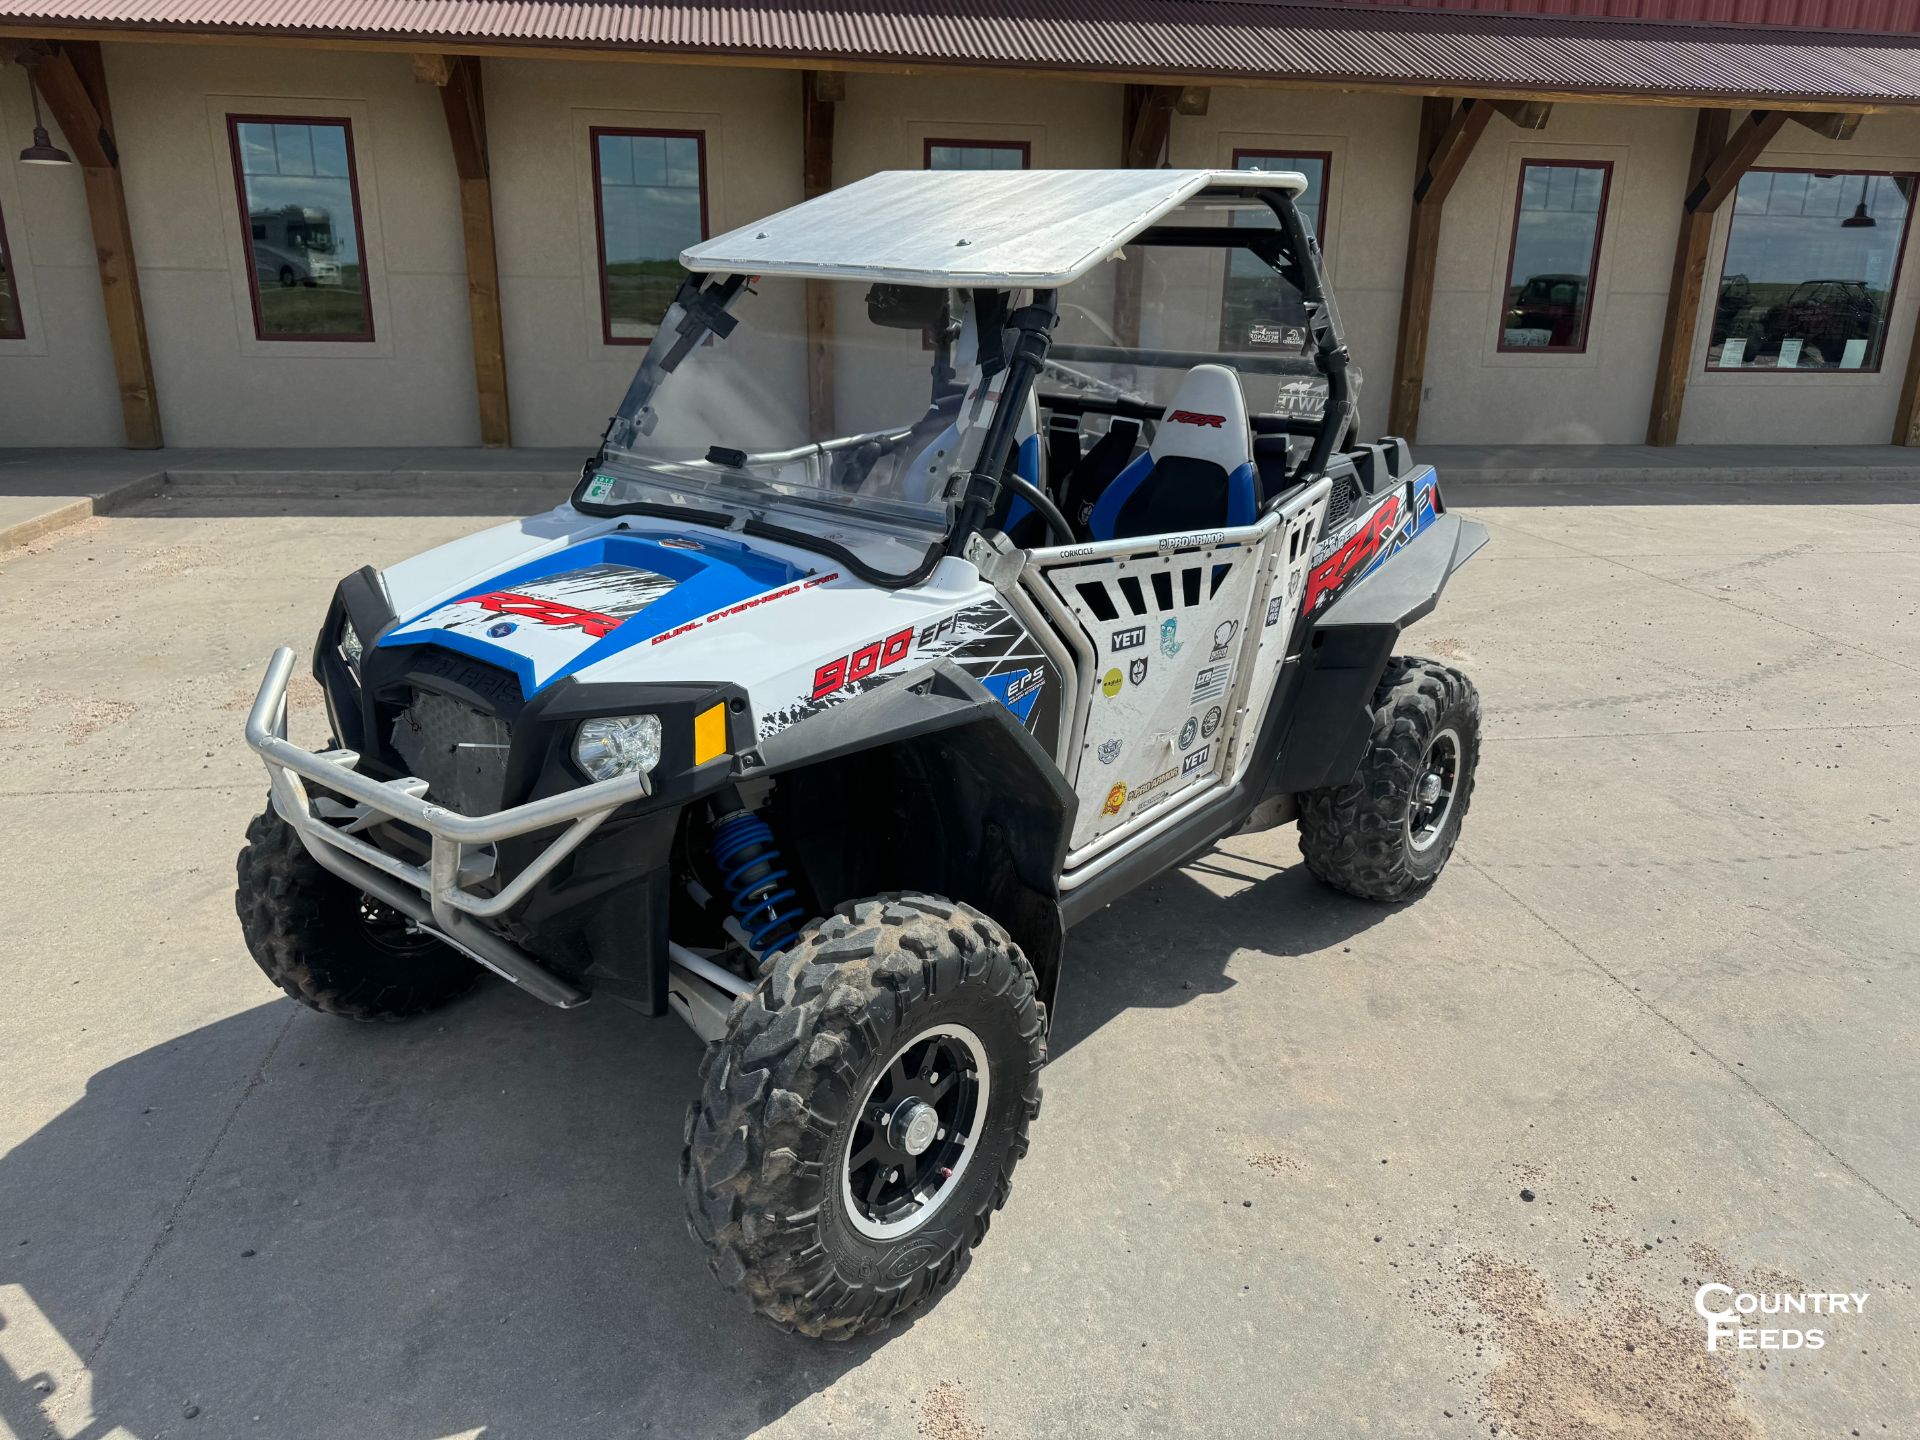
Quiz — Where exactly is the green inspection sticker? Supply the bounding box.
[583,473,615,502]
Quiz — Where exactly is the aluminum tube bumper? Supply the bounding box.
[243,646,657,1010]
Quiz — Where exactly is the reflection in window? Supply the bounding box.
[594,129,707,345]
[228,117,371,341]
[0,198,22,340]
[1500,161,1610,353]
[1709,169,1916,372]
[1221,151,1329,351]
[924,140,1030,171]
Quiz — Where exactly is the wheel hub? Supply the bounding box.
[891,1100,940,1156]
[841,1025,990,1240]
[1406,727,1463,854]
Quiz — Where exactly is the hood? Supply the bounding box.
[379,530,807,694]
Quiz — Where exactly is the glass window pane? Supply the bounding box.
[925,143,1029,171]
[1711,168,1914,372]
[231,117,371,340]
[0,198,22,340]
[1220,152,1328,352]
[596,129,706,343]
[1500,160,1609,353]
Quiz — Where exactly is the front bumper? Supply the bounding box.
[245,646,653,1008]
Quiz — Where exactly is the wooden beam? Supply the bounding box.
[1687,108,1787,213]
[1492,98,1553,130]
[1122,84,1180,170]
[801,70,837,440]
[1788,109,1863,141]
[1646,108,1792,445]
[1388,98,1490,440]
[1413,97,1494,206]
[28,43,162,448]
[418,55,511,446]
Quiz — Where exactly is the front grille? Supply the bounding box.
[391,689,513,817]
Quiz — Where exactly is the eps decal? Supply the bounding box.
[980,666,1045,725]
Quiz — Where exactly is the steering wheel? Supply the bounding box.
[1001,471,1076,547]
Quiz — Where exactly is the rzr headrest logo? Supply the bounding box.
[1168,410,1226,428]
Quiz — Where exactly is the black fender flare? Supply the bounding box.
[749,660,1077,1012]
[1271,513,1487,794]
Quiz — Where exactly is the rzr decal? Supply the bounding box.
[1168,410,1225,428]
[463,591,622,639]
[1301,494,1404,617]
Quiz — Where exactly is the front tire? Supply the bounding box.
[234,805,479,1020]
[1297,656,1481,902]
[682,894,1046,1340]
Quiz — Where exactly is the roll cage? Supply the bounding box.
[575,176,1354,583]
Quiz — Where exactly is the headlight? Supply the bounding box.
[340,618,364,669]
[574,714,662,781]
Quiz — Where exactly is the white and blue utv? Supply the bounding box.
[238,167,1486,1338]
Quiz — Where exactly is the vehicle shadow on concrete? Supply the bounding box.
[1450,477,1920,508]
[0,850,1375,1440]
[1048,851,1393,1059]
[0,989,886,1440]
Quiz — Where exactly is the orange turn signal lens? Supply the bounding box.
[693,703,728,766]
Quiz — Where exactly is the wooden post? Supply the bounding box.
[801,70,840,439]
[25,43,163,449]
[419,55,511,447]
[1645,108,1789,446]
[1113,84,1181,351]
[1387,98,1492,440]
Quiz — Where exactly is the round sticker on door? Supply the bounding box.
[1201,705,1222,738]
[1102,782,1128,815]
[1178,716,1198,750]
[1102,668,1124,698]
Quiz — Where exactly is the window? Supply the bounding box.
[227,116,373,341]
[924,139,1030,171]
[0,198,22,340]
[1708,169,1916,372]
[593,128,708,346]
[1499,160,1611,354]
[1220,150,1330,352]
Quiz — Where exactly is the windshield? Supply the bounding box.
[590,276,996,543]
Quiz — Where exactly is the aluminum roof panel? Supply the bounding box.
[678,167,1308,287]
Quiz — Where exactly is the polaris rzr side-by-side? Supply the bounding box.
[237,167,1486,1338]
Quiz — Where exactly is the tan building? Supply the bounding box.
[4,2,1920,454]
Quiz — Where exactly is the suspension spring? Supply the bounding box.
[709,809,805,961]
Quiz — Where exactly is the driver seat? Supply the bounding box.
[1088,365,1257,541]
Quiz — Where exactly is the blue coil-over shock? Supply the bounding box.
[709,806,805,961]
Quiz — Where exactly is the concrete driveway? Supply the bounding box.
[1,479,1915,1440]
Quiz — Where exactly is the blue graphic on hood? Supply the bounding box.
[380,530,806,695]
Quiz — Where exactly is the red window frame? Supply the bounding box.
[922,138,1032,169]
[226,114,376,344]
[1229,148,1332,243]
[1496,158,1614,356]
[591,126,710,349]
[1218,149,1332,353]
[1703,165,1917,376]
[0,196,23,341]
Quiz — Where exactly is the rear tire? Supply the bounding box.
[1297,656,1480,902]
[234,805,479,1020]
[681,893,1045,1340]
